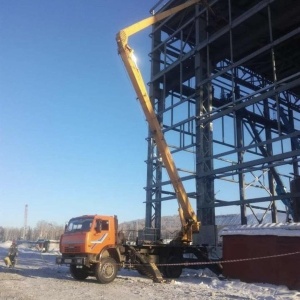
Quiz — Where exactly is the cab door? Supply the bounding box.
[90,218,112,252]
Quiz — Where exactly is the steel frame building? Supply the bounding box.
[144,0,300,245]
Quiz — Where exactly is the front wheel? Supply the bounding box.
[70,265,89,280]
[95,257,117,284]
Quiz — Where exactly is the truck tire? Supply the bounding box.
[164,256,183,278]
[70,265,89,281]
[95,257,117,284]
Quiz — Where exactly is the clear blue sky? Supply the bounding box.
[0,1,290,229]
[0,0,159,228]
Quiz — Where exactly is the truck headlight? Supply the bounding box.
[56,257,62,264]
[76,258,83,264]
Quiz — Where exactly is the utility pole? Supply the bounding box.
[23,204,28,239]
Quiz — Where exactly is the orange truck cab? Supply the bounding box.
[56,215,124,283]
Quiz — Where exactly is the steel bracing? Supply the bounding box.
[145,0,300,244]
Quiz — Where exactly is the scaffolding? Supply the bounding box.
[144,0,300,245]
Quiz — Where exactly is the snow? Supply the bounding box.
[0,241,299,300]
[221,222,300,237]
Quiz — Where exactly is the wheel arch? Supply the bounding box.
[98,245,122,265]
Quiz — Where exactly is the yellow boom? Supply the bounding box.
[116,0,201,244]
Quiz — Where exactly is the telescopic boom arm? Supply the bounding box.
[116,0,201,243]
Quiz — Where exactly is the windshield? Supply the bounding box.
[66,218,93,232]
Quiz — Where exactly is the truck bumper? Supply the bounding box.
[56,256,86,265]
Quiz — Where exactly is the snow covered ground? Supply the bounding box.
[0,241,299,300]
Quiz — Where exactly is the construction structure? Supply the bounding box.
[143,0,300,245]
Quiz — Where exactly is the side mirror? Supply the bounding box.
[96,220,102,232]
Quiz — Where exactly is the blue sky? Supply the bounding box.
[0,1,291,229]
[0,0,159,227]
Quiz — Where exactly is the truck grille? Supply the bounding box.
[64,246,81,253]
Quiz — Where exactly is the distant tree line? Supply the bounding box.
[0,216,182,243]
[0,220,65,242]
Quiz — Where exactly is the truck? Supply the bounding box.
[56,214,214,283]
[56,0,220,283]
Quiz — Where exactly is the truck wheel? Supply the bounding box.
[70,265,89,281]
[95,257,117,284]
[165,256,183,278]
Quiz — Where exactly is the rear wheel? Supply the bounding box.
[70,265,89,281]
[95,257,117,284]
[164,256,183,278]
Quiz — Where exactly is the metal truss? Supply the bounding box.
[145,0,300,244]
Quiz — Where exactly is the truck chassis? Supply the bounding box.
[57,241,220,284]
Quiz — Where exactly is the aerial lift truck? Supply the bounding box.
[57,0,219,284]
